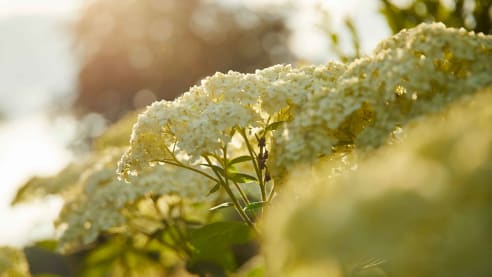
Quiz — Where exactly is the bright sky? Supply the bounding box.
[0,117,71,246]
[0,0,81,246]
[289,0,390,62]
[0,0,83,16]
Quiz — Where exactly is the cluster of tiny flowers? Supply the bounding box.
[265,89,492,276]
[0,246,31,277]
[55,147,215,253]
[272,23,492,177]
[118,63,345,176]
[12,153,102,205]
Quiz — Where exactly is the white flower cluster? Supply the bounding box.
[118,63,345,176]
[54,147,215,253]
[13,110,217,253]
[12,154,102,204]
[265,89,492,276]
[272,23,492,177]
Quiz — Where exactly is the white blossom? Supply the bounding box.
[271,23,492,178]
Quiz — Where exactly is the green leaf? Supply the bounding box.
[229,173,257,183]
[243,201,268,212]
[209,202,234,211]
[189,221,254,271]
[34,239,57,252]
[83,238,126,266]
[208,183,221,195]
[265,121,285,132]
[229,155,253,165]
[201,164,226,176]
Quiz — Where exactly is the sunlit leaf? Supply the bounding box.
[209,202,234,211]
[265,121,285,132]
[229,155,253,165]
[229,173,257,183]
[243,201,268,212]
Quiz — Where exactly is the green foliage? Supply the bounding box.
[320,0,492,62]
[380,0,492,34]
[188,221,254,275]
[78,236,171,277]
[318,13,362,61]
[243,202,268,213]
[32,240,57,253]
[92,110,139,151]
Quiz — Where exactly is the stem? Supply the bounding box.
[164,219,192,257]
[239,129,266,201]
[267,181,275,202]
[257,139,267,202]
[138,218,188,258]
[232,180,250,206]
[151,197,192,257]
[204,156,257,232]
[155,228,189,259]
[162,160,219,183]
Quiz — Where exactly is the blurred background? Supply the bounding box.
[0,0,389,248]
[1,0,490,249]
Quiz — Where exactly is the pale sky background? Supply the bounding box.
[0,0,389,246]
[0,0,83,16]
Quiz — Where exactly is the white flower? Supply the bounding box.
[119,63,340,176]
[271,23,492,177]
[265,89,492,276]
[56,147,215,253]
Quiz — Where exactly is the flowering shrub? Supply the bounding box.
[265,89,492,276]
[116,62,345,231]
[272,22,492,179]
[9,23,492,276]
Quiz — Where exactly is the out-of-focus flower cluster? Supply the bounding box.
[55,148,215,253]
[118,63,344,176]
[14,117,215,254]
[0,247,30,277]
[265,89,492,276]
[271,22,492,178]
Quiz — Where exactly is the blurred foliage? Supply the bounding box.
[187,221,254,275]
[92,110,139,151]
[265,88,492,276]
[12,108,257,276]
[0,247,31,277]
[321,0,491,61]
[72,0,292,121]
[381,0,492,34]
[318,13,362,62]
[11,160,92,205]
[75,235,175,277]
